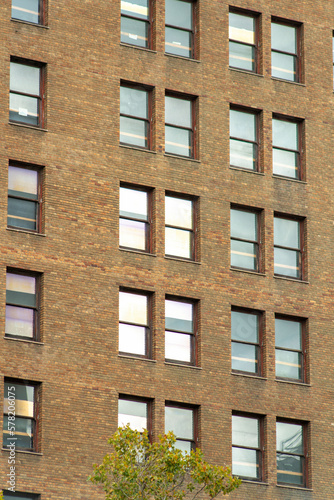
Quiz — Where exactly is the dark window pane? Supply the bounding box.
[231,311,258,343]
[12,0,39,23]
[275,349,301,379]
[276,422,303,454]
[232,447,259,478]
[273,149,298,178]
[231,240,257,270]
[4,382,34,406]
[274,218,299,248]
[121,17,148,47]
[229,41,255,71]
[8,197,37,230]
[120,87,148,119]
[274,248,300,277]
[165,0,192,30]
[120,116,148,148]
[232,342,258,373]
[118,399,147,430]
[275,319,301,350]
[271,52,296,81]
[165,27,192,58]
[121,0,149,20]
[277,454,303,485]
[9,94,39,126]
[272,23,296,53]
[3,416,33,449]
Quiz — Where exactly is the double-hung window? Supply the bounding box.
[230,207,260,272]
[275,316,304,382]
[165,94,195,158]
[274,216,303,279]
[230,108,258,171]
[8,163,42,232]
[120,84,151,149]
[165,298,196,364]
[231,309,261,375]
[12,0,44,25]
[165,404,196,453]
[165,0,194,58]
[273,117,301,179]
[10,59,44,127]
[119,290,151,358]
[118,396,150,434]
[119,185,151,252]
[276,420,306,486]
[271,20,300,82]
[229,11,257,72]
[6,270,39,340]
[232,414,262,480]
[121,0,150,48]
[165,194,195,259]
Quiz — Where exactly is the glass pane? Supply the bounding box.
[274,218,300,248]
[232,311,258,343]
[4,493,39,500]
[121,16,148,47]
[165,96,192,128]
[8,166,38,196]
[230,110,256,141]
[229,13,255,43]
[3,416,33,449]
[8,198,37,231]
[10,63,40,95]
[165,126,191,156]
[175,439,192,453]
[165,406,193,439]
[119,323,146,355]
[118,399,147,430]
[275,318,301,350]
[120,117,148,148]
[119,292,147,325]
[165,331,191,362]
[273,149,298,178]
[6,273,35,295]
[119,219,147,250]
[232,447,259,478]
[232,415,259,448]
[120,87,148,119]
[274,248,300,277]
[165,300,193,333]
[120,187,148,220]
[4,382,34,406]
[230,139,256,170]
[272,23,296,53]
[229,41,255,71]
[165,0,192,30]
[121,0,149,19]
[165,27,192,58]
[5,305,34,338]
[276,349,301,380]
[272,119,298,150]
[277,454,303,485]
[232,342,258,373]
[276,422,303,454]
[230,209,257,241]
[165,227,191,258]
[271,52,296,81]
[231,240,257,270]
[9,93,39,126]
[165,196,192,229]
[12,0,40,23]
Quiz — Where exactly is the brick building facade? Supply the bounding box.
[0,0,333,498]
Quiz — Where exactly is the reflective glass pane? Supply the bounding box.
[120,187,148,220]
[119,219,147,250]
[8,166,38,196]
[5,305,34,338]
[8,198,37,231]
[119,323,146,355]
[175,439,192,453]
[121,0,149,19]
[277,454,303,485]
[165,197,192,229]
[118,399,147,430]
[229,41,255,71]
[274,218,299,248]
[165,300,193,333]
[272,119,298,150]
[4,493,39,500]
[275,319,301,350]
[273,148,298,178]
[276,422,303,454]
[3,416,33,449]
[10,93,39,126]
[165,27,192,58]
[274,248,299,277]
[165,227,191,258]
[230,139,256,170]
[120,87,148,119]
[232,311,258,343]
[232,342,258,373]
[121,17,148,47]
[230,110,256,141]
[10,63,40,95]
[6,273,35,295]
[165,126,191,156]
[275,349,301,380]
[4,382,34,406]
[12,0,40,23]
[271,52,296,81]
[272,23,296,53]
[165,331,191,362]
[120,117,147,148]
[231,240,257,270]
[165,406,193,439]
[229,13,255,44]
[232,447,259,478]
[232,415,259,448]
[165,97,192,128]
[231,209,257,240]
[119,292,147,325]
[165,0,192,30]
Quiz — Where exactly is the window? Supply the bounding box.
[274,216,303,279]
[11,0,43,25]
[230,107,258,171]
[119,290,151,357]
[165,298,196,364]
[275,316,305,382]
[229,11,257,72]
[3,380,39,451]
[120,84,151,149]
[165,94,195,158]
[230,207,260,271]
[165,404,196,453]
[271,20,300,82]
[165,194,195,259]
[4,493,40,500]
[232,414,262,480]
[273,117,301,179]
[119,185,151,252]
[165,0,194,58]
[121,0,150,48]
[231,309,261,375]
[10,59,44,127]
[6,270,39,340]
[8,163,42,232]
[118,396,150,434]
[276,420,306,486]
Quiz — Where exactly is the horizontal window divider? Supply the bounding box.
[11,18,49,29]
[233,340,260,347]
[273,146,299,154]
[274,275,309,284]
[118,354,157,363]
[9,121,48,132]
[120,43,157,54]
[231,372,267,381]
[4,336,44,345]
[166,328,195,335]
[275,378,311,387]
[164,153,200,163]
[7,227,46,236]
[165,361,202,370]
[119,247,156,257]
[164,255,201,264]
[230,267,266,277]
[119,144,157,154]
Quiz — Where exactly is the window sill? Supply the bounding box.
[274,275,309,284]
[120,42,157,54]
[2,448,42,456]
[240,479,269,486]
[271,77,306,87]
[275,378,311,387]
[118,354,157,364]
[276,484,312,492]
[9,122,47,132]
[165,53,200,63]
[272,174,306,184]
[4,337,44,346]
[165,362,202,370]
[229,67,264,78]
[230,166,264,175]
[164,153,200,163]
[11,18,49,29]
[231,268,266,277]
[120,144,156,154]
[165,255,201,265]
[119,247,156,257]
[7,227,46,237]
[231,372,267,381]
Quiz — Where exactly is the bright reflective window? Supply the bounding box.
[118,398,148,431]
[12,0,41,24]
[119,186,150,251]
[275,317,303,381]
[276,421,305,486]
[230,109,257,170]
[165,299,194,363]
[119,291,149,356]
[8,165,40,231]
[232,415,261,480]
[274,217,302,278]
[229,12,256,72]
[120,86,150,148]
[3,381,36,450]
[231,310,260,374]
[271,22,299,82]
[165,96,193,157]
[165,0,194,58]
[5,272,37,339]
[230,208,259,271]
[273,118,300,179]
[121,0,150,48]
[165,195,194,259]
[165,405,195,453]
[10,61,42,126]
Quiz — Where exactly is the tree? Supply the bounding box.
[89,426,241,500]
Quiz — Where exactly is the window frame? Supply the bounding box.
[275,315,306,383]
[276,419,308,487]
[165,192,197,260]
[230,205,262,272]
[118,288,152,359]
[229,105,260,172]
[11,0,45,25]
[10,57,45,128]
[231,307,262,376]
[271,18,302,83]
[274,214,304,280]
[165,402,198,451]
[120,82,152,150]
[7,161,43,233]
[272,115,303,180]
[120,0,152,49]
[119,183,153,253]
[232,412,264,481]
[229,8,259,73]
[4,492,40,500]
[165,92,197,159]
[118,395,152,440]
[165,0,196,59]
